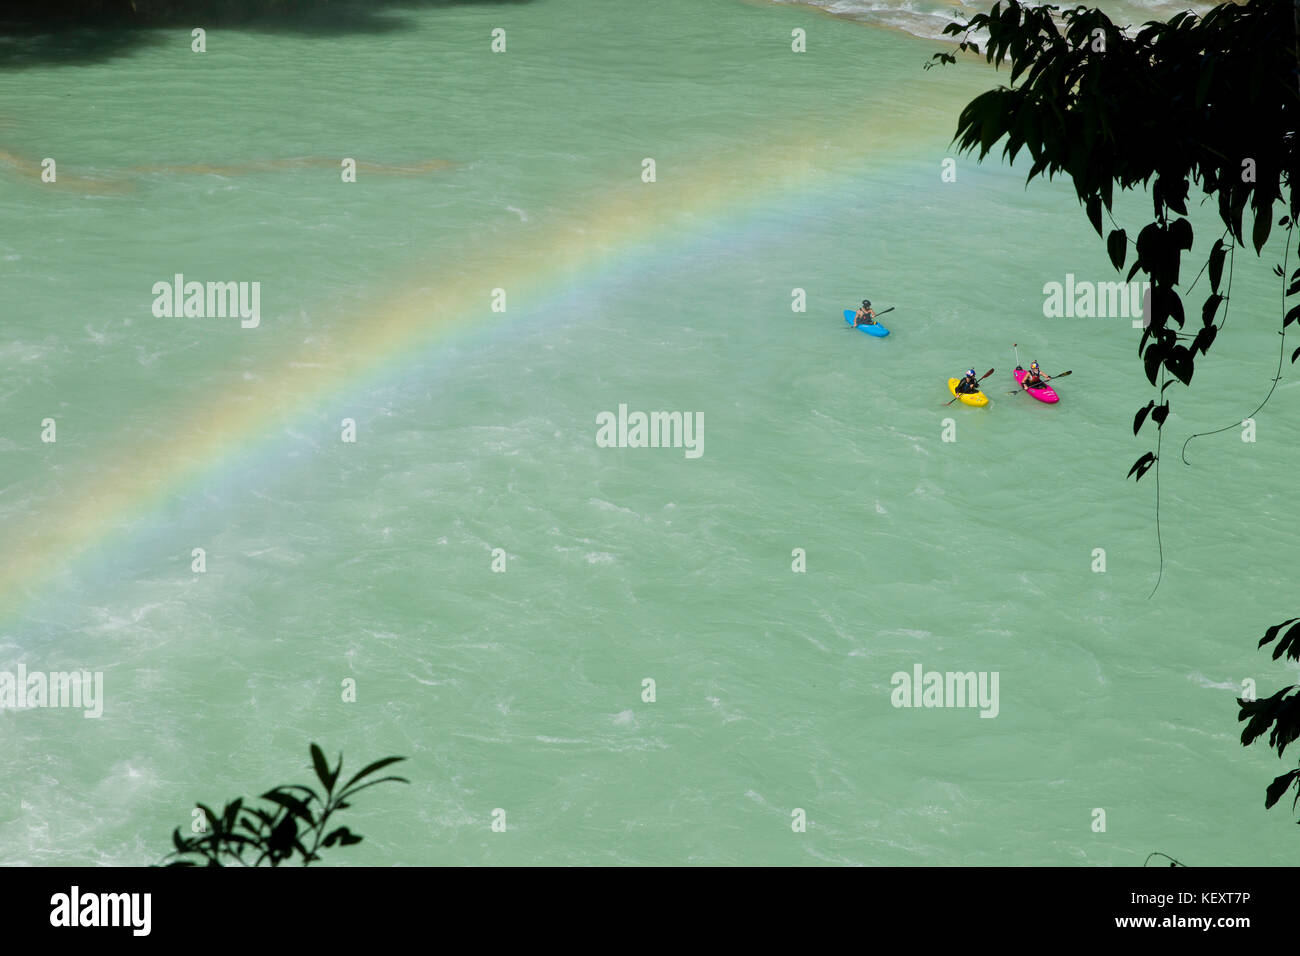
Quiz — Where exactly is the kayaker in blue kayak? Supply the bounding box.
[853,300,877,327]
[955,369,981,394]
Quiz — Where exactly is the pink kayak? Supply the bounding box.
[1014,367,1059,403]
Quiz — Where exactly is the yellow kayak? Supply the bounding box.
[948,377,989,407]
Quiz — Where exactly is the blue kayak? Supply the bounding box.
[844,309,889,337]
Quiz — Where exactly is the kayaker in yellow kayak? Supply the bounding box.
[954,369,982,394]
[852,300,877,327]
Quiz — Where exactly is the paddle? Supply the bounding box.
[1007,370,1073,395]
[946,368,995,406]
[845,306,895,326]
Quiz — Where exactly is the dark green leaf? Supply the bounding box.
[323,826,364,848]
[1085,194,1103,236]
[223,799,242,834]
[260,789,317,826]
[1201,294,1222,327]
[1208,242,1226,293]
[1133,400,1154,435]
[310,744,336,795]
[1265,769,1300,809]
[338,776,410,802]
[1239,686,1296,746]
[1261,620,1300,648]
[1253,203,1273,254]
[1192,325,1217,356]
[1271,622,1300,661]
[1107,228,1127,270]
[1127,451,1157,481]
[1143,342,1164,385]
[1165,345,1194,385]
[339,756,408,795]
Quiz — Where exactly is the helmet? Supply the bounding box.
[967,369,976,377]
[1030,361,1040,370]
[862,300,871,307]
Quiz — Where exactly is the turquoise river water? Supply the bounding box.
[1,0,1295,865]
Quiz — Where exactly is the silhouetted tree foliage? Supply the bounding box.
[1239,623,1300,820]
[929,0,1300,819]
[161,744,408,866]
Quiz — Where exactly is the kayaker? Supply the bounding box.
[853,300,877,327]
[955,369,981,394]
[1021,361,1049,388]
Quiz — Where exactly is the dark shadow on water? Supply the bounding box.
[0,26,151,70]
[0,0,537,70]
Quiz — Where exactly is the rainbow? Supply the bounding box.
[0,109,933,622]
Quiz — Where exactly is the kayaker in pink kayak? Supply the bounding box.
[955,369,981,394]
[853,300,877,327]
[1021,361,1051,389]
